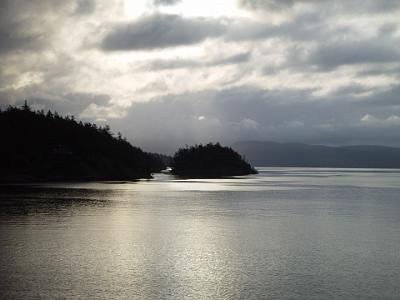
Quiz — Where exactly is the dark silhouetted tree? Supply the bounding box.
[0,104,168,182]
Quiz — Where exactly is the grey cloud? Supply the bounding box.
[147,58,200,70]
[0,26,39,54]
[239,0,297,11]
[266,33,400,74]
[108,84,400,153]
[223,14,399,76]
[378,23,398,36]
[151,0,181,6]
[363,85,400,107]
[2,0,400,154]
[0,1,43,54]
[220,8,400,85]
[75,0,96,15]
[329,84,372,97]
[307,40,400,70]
[226,12,352,43]
[355,0,400,13]
[0,0,83,55]
[213,52,251,66]
[239,0,400,13]
[9,93,111,117]
[357,65,400,77]
[325,84,400,108]
[101,14,226,51]
[147,51,251,70]
[0,49,92,109]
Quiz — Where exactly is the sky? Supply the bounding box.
[1,0,400,153]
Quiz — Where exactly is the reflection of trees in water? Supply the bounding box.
[0,186,117,217]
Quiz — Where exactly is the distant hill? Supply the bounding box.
[171,143,257,178]
[232,141,400,168]
[0,104,167,182]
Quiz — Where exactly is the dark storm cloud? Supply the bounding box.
[101,14,226,51]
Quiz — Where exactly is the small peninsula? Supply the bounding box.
[171,143,258,178]
[0,104,167,182]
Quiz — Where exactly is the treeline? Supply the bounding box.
[0,103,167,182]
[172,143,257,177]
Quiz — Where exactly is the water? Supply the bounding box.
[1,168,400,299]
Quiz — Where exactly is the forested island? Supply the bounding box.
[171,143,257,178]
[0,103,168,182]
[0,104,259,182]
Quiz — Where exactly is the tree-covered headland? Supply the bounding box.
[0,103,167,182]
[171,143,258,178]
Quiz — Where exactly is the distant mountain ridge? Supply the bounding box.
[232,141,400,168]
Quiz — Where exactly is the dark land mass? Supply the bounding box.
[0,104,169,182]
[232,141,400,168]
[171,143,258,178]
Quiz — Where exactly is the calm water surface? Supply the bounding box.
[1,168,400,299]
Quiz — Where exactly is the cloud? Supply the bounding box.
[4,78,400,153]
[0,27,39,54]
[8,92,112,117]
[234,118,260,130]
[106,84,400,153]
[1,0,400,153]
[146,51,251,70]
[239,0,298,11]
[357,66,400,77]
[329,84,372,97]
[75,0,96,15]
[307,39,400,70]
[80,102,126,119]
[239,0,400,13]
[151,0,181,6]
[361,114,400,127]
[0,1,46,54]
[362,85,400,107]
[282,120,305,129]
[101,14,226,51]
[0,0,96,55]
[225,11,356,44]
[349,0,400,13]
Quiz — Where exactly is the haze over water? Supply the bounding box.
[1,168,400,299]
